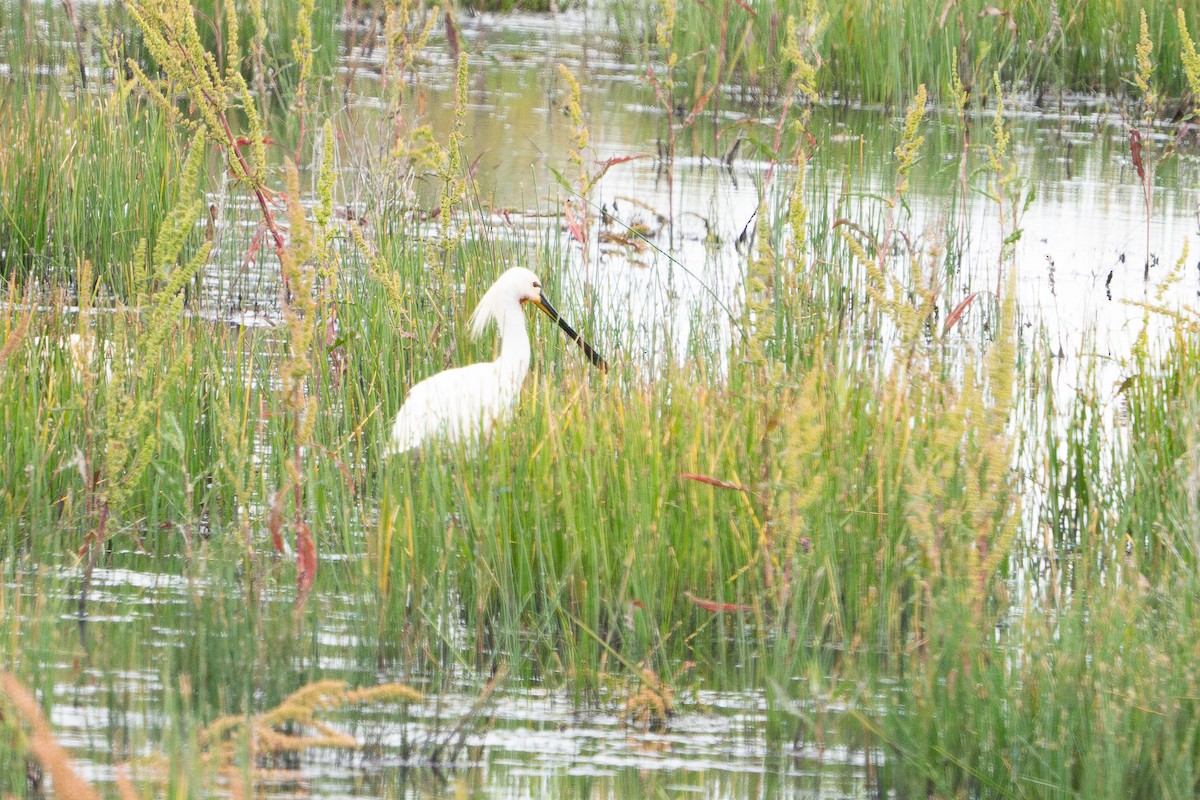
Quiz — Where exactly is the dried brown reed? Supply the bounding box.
[114,766,139,800]
[0,282,32,370]
[1,674,421,798]
[0,672,102,800]
[137,679,423,785]
[624,668,674,730]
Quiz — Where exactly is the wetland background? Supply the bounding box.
[2,0,1200,797]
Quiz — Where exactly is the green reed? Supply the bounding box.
[872,317,1200,796]
[188,0,343,109]
[618,0,1200,116]
[0,86,181,296]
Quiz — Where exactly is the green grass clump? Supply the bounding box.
[874,321,1200,796]
[615,0,1200,113]
[0,87,181,295]
[188,0,344,107]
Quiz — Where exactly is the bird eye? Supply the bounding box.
[533,281,541,289]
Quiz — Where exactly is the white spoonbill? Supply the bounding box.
[385,267,607,456]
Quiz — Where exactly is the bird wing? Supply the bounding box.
[387,362,516,456]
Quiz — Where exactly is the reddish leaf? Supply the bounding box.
[591,154,649,184]
[76,531,95,560]
[268,489,286,554]
[233,136,276,147]
[324,305,339,348]
[444,7,461,62]
[313,444,354,492]
[1129,129,1146,181]
[680,473,749,492]
[236,225,266,281]
[598,231,647,250]
[684,591,753,613]
[296,522,317,602]
[467,151,486,180]
[596,155,645,170]
[564,201,586,245]
[943,291,979,333]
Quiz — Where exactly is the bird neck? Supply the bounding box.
[495,307,531,377]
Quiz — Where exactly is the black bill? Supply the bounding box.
[533,292,608,373]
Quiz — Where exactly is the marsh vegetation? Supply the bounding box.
[2,0,1200,797]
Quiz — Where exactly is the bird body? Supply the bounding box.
[385,267,606,456]
[386,361,520,454]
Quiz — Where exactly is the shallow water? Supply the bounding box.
[32,567,870,798]
[197,10,1200,374]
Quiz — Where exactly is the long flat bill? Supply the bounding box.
[534,293,608,373]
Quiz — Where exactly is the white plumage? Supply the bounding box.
[385,267,606,457]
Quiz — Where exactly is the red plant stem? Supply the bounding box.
[167,36,287,259]
[294,447,303,528]
[217,110,287,255]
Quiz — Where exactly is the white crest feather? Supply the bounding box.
[468,267,539,340]
[468,278,507,339]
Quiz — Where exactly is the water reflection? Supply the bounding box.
[38,568,868,799]
[315,11,1200,371]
